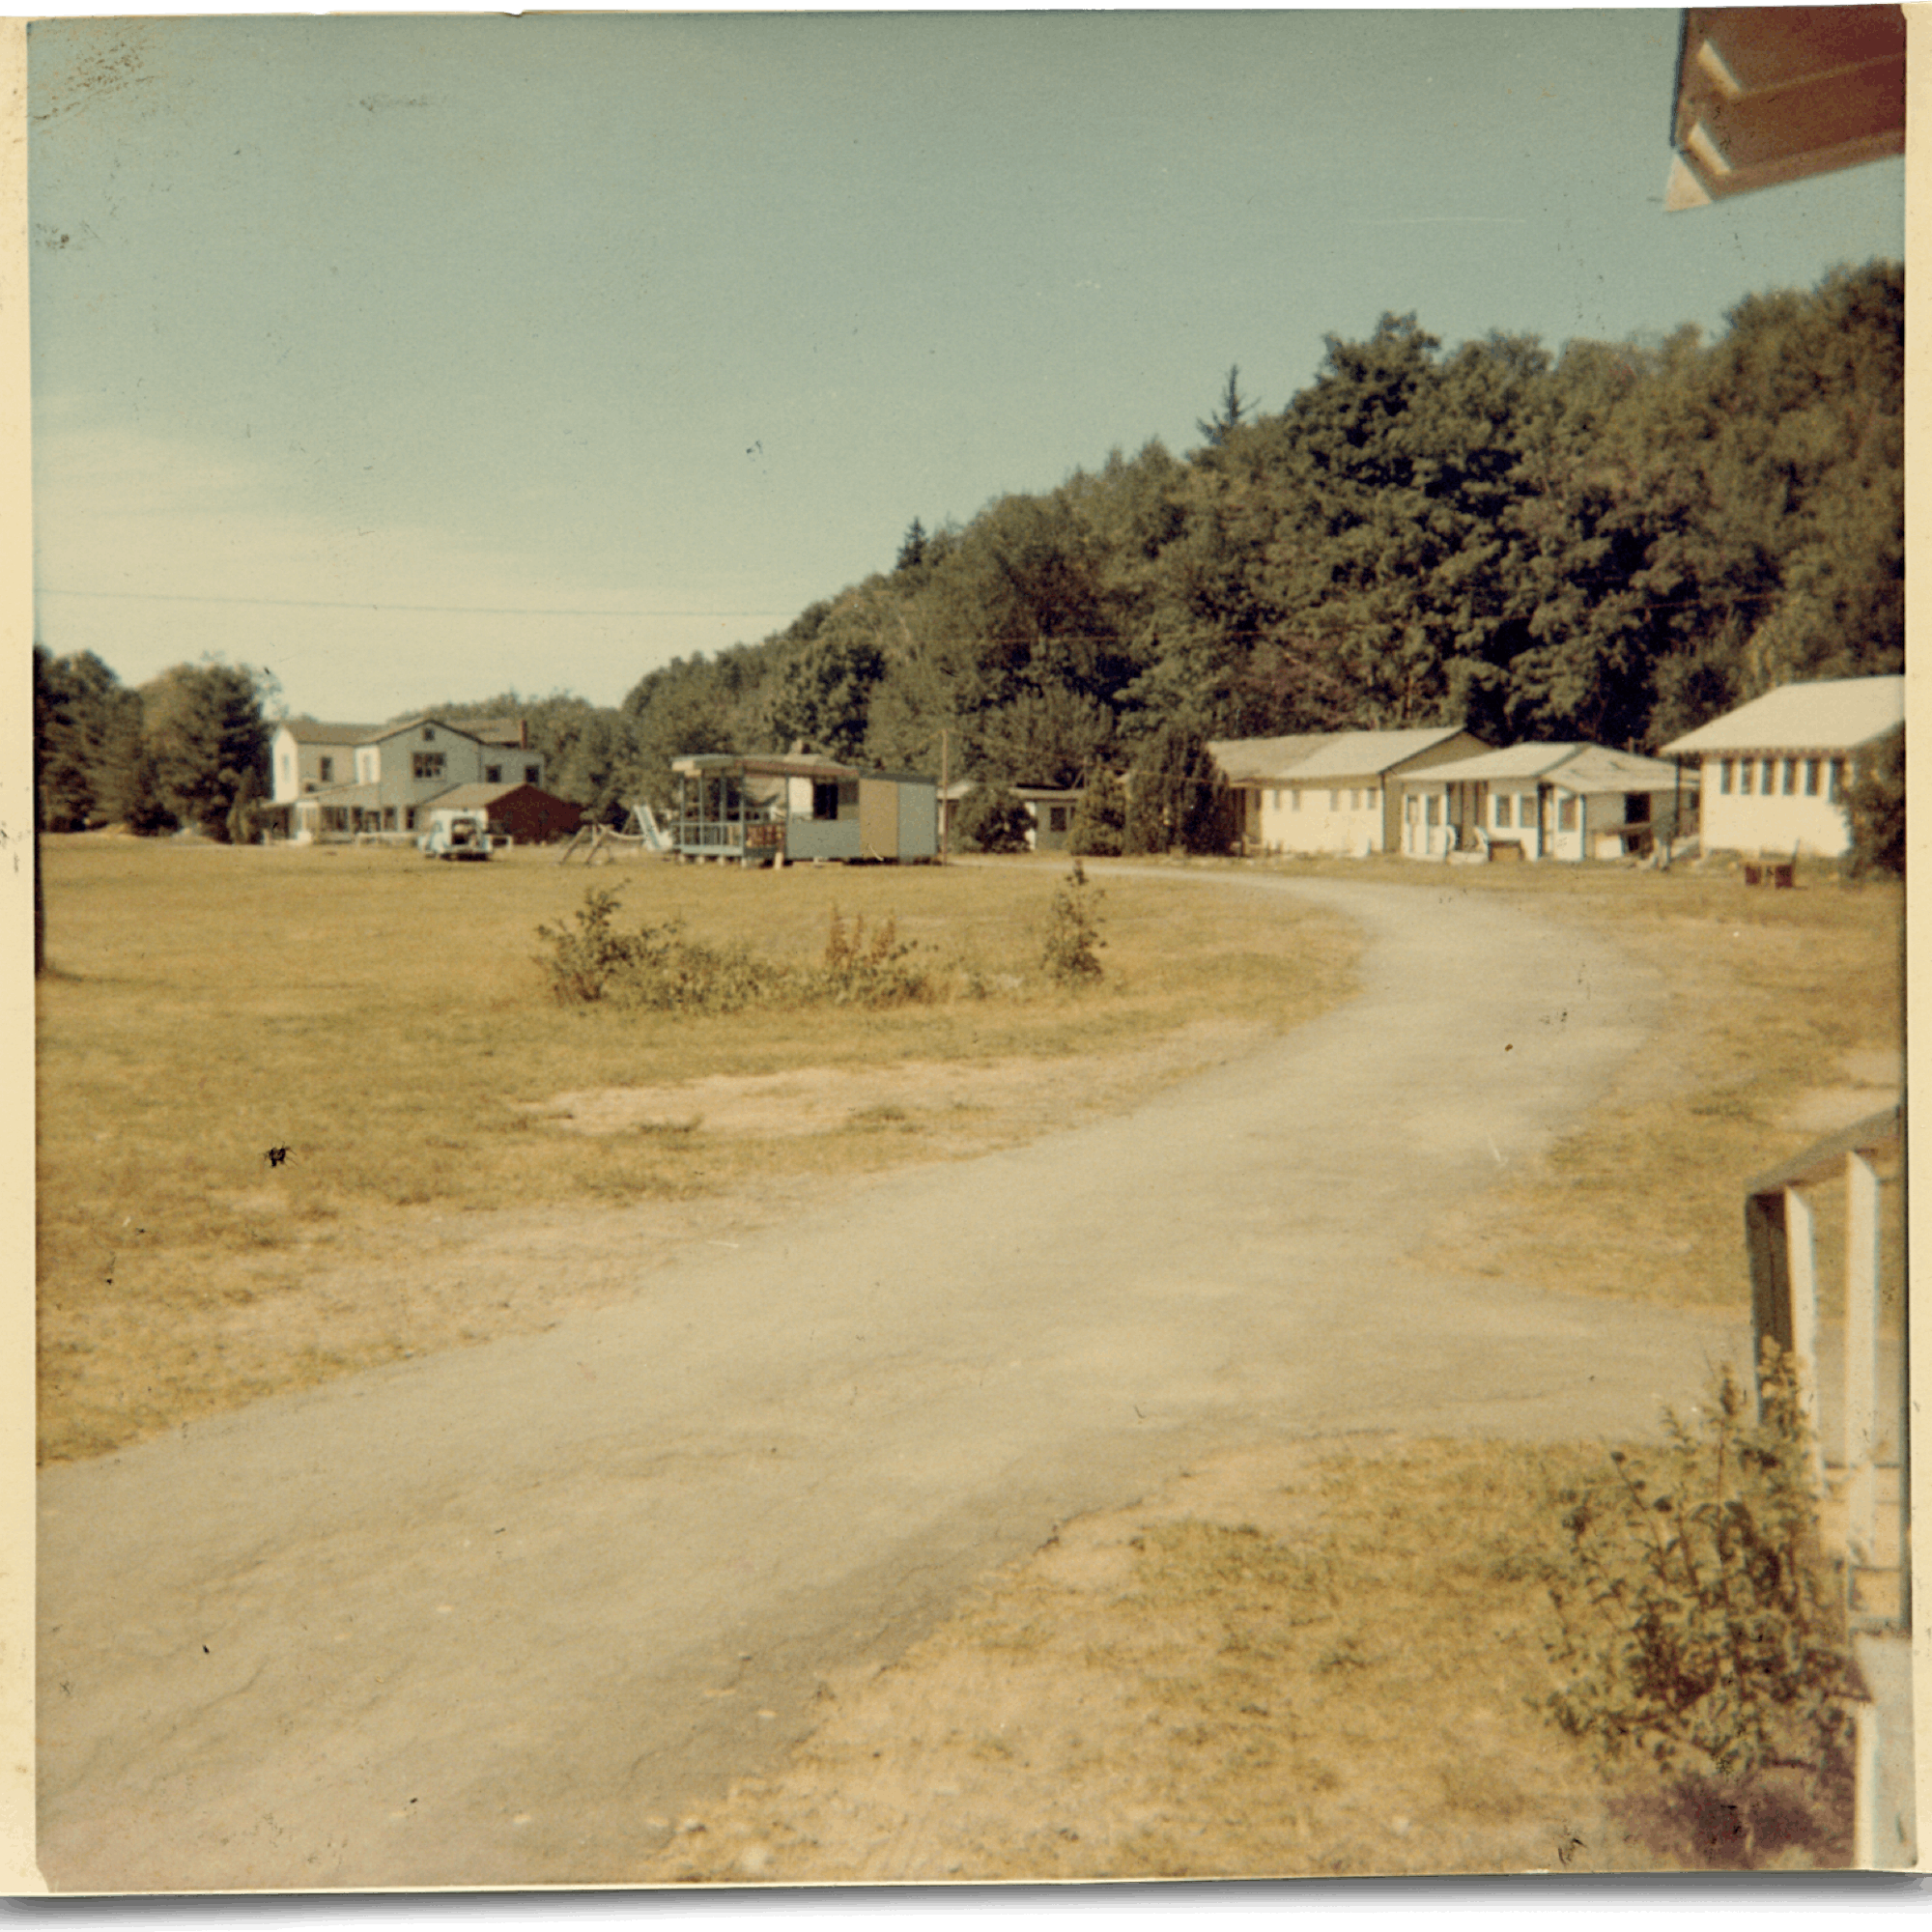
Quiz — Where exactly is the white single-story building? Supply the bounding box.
[1210,727,1490,857]
[1013,786,1085,852]
[1400,742,1693,862]
[1660,674,1903,858]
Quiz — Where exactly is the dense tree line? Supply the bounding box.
[38,266,1900,849]
[33,649,274,840]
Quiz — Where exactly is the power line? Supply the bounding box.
[35,586,794,619]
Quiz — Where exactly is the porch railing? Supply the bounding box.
[1743,1100,1911,1865]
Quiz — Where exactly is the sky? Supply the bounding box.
[26,9,1907,725]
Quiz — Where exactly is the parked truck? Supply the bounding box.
[418,807,493,862]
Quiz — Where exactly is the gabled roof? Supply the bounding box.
[367,715,485,746]
[462,717,529,748]
[1414,741,1688,793]
[1406,743,1582,783]
[1281,727,1474,781]
[1209,727,1472,783]
[1552,746,1690,796]
[278,718,378,746]
[1660,676,1904,756]
[431,782,543,810]
[1208,733,1331,784]
[671,752,858,781]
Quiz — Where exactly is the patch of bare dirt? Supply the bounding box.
[519,1019,1273,1145]
[1778,1048,1903,1136]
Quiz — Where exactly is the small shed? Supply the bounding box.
[669,753,937,866]
[1013,786,1085,852]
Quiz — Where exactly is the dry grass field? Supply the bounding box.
[36,838,1359,1463]
[35,837,1900,1878]
[636,1435,1841,1882]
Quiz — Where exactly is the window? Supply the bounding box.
[1270,788,1281,811]
[1494,794,1514,829]
[1804,759,1820,796]
[1048,806,1068,833]
[1367,788,1379,811]
[812,780,840,821]
[405,808,416,830]
[1781,759,1797,796]
[1720,759,1734,795]
[485,764,501,784]
[1292,790,1301,812]
[1557,795,1578,832]
[1425,795,1440,827]
[1739,760,1753,796]
[1328,790,1340,811]
[421,727,436,743]
[1830,759,1846,802]
[413,752,445,781]
[318,756,333,782]
[525,764,539,784]
[1348,788,1359,811]
[1760,759,1776,795]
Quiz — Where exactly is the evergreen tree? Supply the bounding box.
[1123,723,1228,854]
[140,661,272,840]
[1066,769,1126,857]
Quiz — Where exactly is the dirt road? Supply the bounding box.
[38,873,1748,1889]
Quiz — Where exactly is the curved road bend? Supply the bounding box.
[39,873,1747,1889]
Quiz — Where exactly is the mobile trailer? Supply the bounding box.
[668,753,937,866]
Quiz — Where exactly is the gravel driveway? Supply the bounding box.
[37,872,1748,1889]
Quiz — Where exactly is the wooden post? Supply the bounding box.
[1745,1187,1793,1384]
[1783,1186,1826,1492]
[939,728,951,864]
[1845,1151,1882,1563]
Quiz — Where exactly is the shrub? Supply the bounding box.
[1067,772,1126,857]
[536,891,939,1013]
[1040,861,1104,986]
[955,784,1034,854]
[1843,729,1904,879]
[1544,1350,1855,1866]
[816,906,936,1007]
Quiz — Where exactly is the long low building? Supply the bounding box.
[1398,742,1691,862]
[1660,674,1903,858]
[1209,727,1490,856]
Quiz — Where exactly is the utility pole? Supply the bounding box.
[939,727,950,864]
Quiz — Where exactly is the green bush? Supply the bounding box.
[536,891,939,1013]
[1040,861,1104,986]
[815,907,937,1007]
[1544,1350,1855,1866]
[955,784,1034,854]
[1067,772,1126,857]
[1843,729,1904,879]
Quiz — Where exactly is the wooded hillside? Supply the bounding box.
[37,265,1901,832]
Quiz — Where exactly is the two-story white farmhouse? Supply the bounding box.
[271,716,545,840]
[1660,675,1903,858]
[1211,727,1490,857]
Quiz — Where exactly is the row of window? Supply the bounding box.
[1402,792,1581,833]
[312,752,540,785]
[1266,787,1382,813]
[1717,756,1843,801]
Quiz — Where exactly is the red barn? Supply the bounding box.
[431,782,584,846]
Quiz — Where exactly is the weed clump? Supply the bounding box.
[1041,862,1105,987]
[1543,1350,1855,1866]
[536,890,940,1012]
